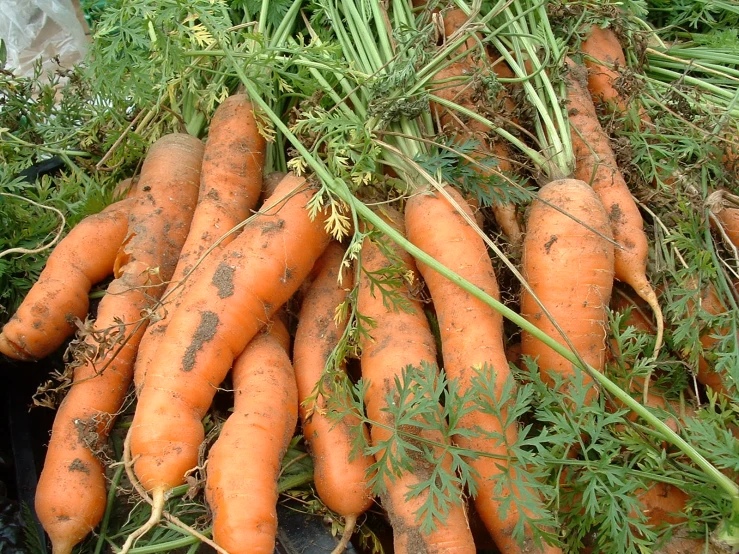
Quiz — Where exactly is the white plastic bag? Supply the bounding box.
[0,0,89,77]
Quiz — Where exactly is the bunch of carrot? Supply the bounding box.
[4,2,739,554]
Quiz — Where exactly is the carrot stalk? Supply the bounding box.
[35,133,203,554]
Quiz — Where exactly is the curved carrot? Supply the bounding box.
[0,195,135,360]
[34,133,203,554]
[521,179,615,404]
[293,242,374,553]
[566,59,664,357]
[205,317,297,554]
[127,173,331,543]
[405,185,562,553]
[358,208,476,554]
[133,94,266,391]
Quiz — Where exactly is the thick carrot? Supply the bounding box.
[566,59,664,357]
[405,185,562,553]
[127,173,331,541]
[0,195,135,361]
[205,316,297,554]
[34,133,203,554]
[521,179,615,404]
[358,208,476,554]
[133,94,266,391]
[293,242,374,553]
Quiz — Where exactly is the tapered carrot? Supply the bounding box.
[405,185,562,553]
[133,94,266,391]
[580,25,648,122]
[126,173,331,547]
[205,316,297,554]
[358,208,476,554]
[34,133,203,554]
[578,25,680,192]
[0,194,135,361]
[566,59,664,357]
[430,11,524,244]
[293,242,374,553]
[521,179,615,404]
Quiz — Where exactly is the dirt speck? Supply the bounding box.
[68,458,90,474]
[261,219,285,235]
[182,311,219,372]
[544,235,558,254]
[609,204,624,225]
[212,262,235,299]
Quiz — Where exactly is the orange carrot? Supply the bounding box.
[580,25,647,121]
[406,185,562,553]
[566,59,664,357]
[127,173,331,544]
[34,133,203,554]
[293,242,375,553]
[682,281,736,395]
[205,316,297,554]
[0,195,136,361]
[430,12,524,244]
[709,190,739,251]
[133,94,266,391]
[521,179,615,404]
[358,208,476,554]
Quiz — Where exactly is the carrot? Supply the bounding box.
[430,12,524,245]
[34,133,203,554]
[682,281,736,395]
[133,94,266,392]
[262,171,288,202]
[0,194,136,361]
[205,316,297,554]
[405,185,562,553]
[578,25,683,193]
[566,59,664,358]
[126,173,331,546]
[580,25,648,122]
[293,242,375,553]
[521,179,615,404]
[357,208,476,554]
[709,190,739,252]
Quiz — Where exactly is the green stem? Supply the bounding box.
[278,471,315,493]
[126,534,204,554]
[94,464,125,554]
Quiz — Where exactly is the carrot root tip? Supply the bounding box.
[330,513,358,554]
[118,488,165,554]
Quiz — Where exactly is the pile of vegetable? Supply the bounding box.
[2,0,739,553]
